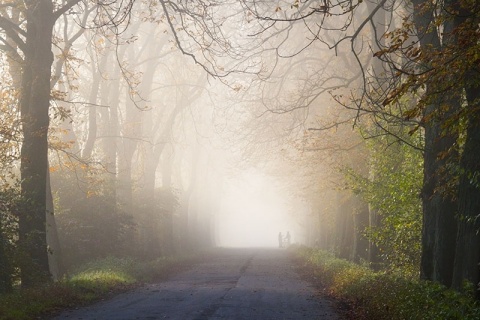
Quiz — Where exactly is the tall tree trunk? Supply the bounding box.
[19,1,55,287]
[335,193,354,260]
[352,197,369,263]
[81,53,107,159]
[368,204,383,270]
[143,142,165,258]
[411,0,459,285]
[161,146,175,255]
[413,0,438,281]
[452,109,480,295]
[423,103,458,286]
[0,220,12,293]
[367,168,382,269]
[364,0,387,268]
[46,168,63,280]
[117,53,156,216]
[452,43,480,294]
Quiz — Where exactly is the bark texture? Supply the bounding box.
[19,1,56,286]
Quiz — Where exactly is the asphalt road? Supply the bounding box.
[53,248,340,320]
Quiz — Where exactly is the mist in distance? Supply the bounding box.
[216,169,299,247]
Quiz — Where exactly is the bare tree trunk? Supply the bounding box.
[368,204,383,270]
[335,194,354,260]
[46,168,63,280]
[452,117,480,295]
[0,220,12,293]
[352,197,369,263]
[19,1,55,287]
[411,0,459,285]
[452,67,480,296]
[81,53,107,159]
[161,146,175,255]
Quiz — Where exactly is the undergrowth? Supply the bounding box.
[295,246,480,320]
[0,254,195,320]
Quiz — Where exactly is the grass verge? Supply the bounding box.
[294,246,480,320]
[0,254,198,320]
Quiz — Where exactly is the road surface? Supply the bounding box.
[53,248,340,320]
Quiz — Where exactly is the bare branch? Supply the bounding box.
[0,16,26,52]
[53,0,83,20]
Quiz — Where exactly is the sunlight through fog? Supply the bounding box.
[216,169,295,247]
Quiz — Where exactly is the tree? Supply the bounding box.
[17,0,66,287]
[450,0,480,293]
[372,0,480,292]
[343,125,423,272]
[0,0,135,287]
[231,0,480,295]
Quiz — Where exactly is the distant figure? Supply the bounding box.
[285,231,291,247]
[278,232,283,248]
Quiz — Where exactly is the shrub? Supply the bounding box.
[296,246,480,320]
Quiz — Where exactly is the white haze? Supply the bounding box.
[215,169,296,247]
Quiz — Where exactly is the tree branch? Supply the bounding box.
[0,16,26,52]
[52,0,82,21]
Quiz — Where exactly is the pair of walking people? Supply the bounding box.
[278,231,291,248]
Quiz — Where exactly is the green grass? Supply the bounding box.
[294,246,480,320]
[0,254,196,320]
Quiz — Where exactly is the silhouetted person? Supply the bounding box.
[285,231,291,247]
[278,232,283,248]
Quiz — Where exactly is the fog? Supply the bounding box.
[216,169,296,247]
[0,0,394,277]
[4,0,479,302]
